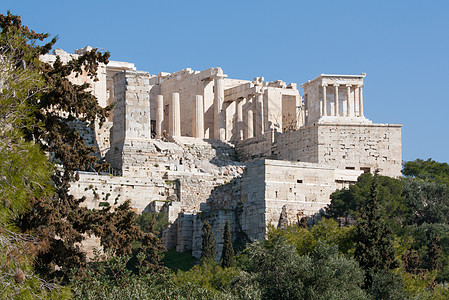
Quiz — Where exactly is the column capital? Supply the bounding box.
[357,84,365,88]
[322,83,328,87]
[346,84,352,87]
[334,83,340,87]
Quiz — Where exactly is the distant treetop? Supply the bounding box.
[403,159,449,186]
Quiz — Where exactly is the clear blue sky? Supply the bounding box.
[4,0,449,163]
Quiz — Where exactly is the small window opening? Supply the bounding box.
[345,167,355,170]
[360,167,371,173]
[297,179,303,183]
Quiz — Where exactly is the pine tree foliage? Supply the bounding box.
[353,173,400,289]
[200,221,216,263]
[0,12,162,281]
[221,220,234,268]
[0,19,70,297]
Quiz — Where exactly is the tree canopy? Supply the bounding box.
[0,11,162,287]
[403,159,449,186]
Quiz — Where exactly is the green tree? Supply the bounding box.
[0,12,153,281]
[326,172,405,233]
[403,158,449,186]
[221,220,234,268]
[402,178,449,225]
[353,174,402,298]
[265,218,353,256]
[135,211,169,236]
[72,251,227,300]
[0,24,70,298]
[234,238,367,300]
[200,221,216,264]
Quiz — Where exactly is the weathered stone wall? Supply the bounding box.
[70,173,174,212]
[240,161,267,241]
[107,70,154,173]
[274,123,402,177]
[235,130,274,161]
[262,160,361,228]
[316,124,402,177]
[282,94,300,132]
[177,210,238,260]
[275,125,320,163]
[184,159,363,258]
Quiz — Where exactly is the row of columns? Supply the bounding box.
[155,93,205,139]
[233,92,264,141]
[154,90,265,141]
[322,84,364,117]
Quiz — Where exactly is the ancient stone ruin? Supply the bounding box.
[42,47,402,258]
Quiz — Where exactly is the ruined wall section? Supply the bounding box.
[240,161,267,241]
[262,160,361,228]
[316,123,402,177]
[95,121,113,156]
[107,70,156,176]
[41,47,108,108]
[235,130,277,161]
[70,173,175,212]
[275,125,320,163]
[236,125,319,163]
[264,88,282,132]
[282,94,300,132]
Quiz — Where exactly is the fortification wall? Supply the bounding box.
[69,173,173,212]
[262,160,361,228]
[274,123,402,177]
[275,125,320,163]
[316,124,402,177]
[235,130,275,161]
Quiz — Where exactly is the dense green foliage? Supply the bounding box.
[0,11,162,297]
[324,160,449,298]
[326,172,405,225]
[71,252,224,300]
[201,221,217,264]
[235,238,367,300]
[162,249,196,271]
[403,158,449,186]
[352,175,402,297]
[221,220,235,268]
[135,211,169,235]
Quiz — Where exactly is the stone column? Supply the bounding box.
[236,98,244,140]
[155,95,164,138]
[322,85,327,116]
[334,84,339,117]
[225,101,235,141]
[246,97,254,139]
[192,95,204,138]
[214,76,226,141]
[255,92,264,136]
[346,85,352,117]
[358,85,364,117]
[169,92,181,137]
